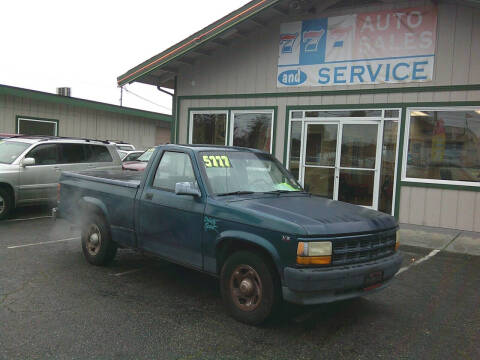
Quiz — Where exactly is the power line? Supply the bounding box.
[123,87,171,112]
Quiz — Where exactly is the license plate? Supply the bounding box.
[364,270,384,288]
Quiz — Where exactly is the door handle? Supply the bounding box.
[145,193,153,200]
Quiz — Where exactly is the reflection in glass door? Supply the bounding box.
[301,121,381,209]
[338,123,380,208]
[302,123,338,198]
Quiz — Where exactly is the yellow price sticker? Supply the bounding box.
[203,155,231,168]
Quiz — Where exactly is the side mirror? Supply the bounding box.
[175,182,201,197]
[22,157,35,167]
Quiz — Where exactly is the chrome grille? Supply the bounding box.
[331,229,396,266]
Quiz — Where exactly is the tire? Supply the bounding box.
[0,188,13,221]
[81,214,117,266]
[220,250,282,325]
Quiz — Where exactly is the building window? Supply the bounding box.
[190,111,227,145]
[231,110,274,153]
[288,121,302,180]
[17,117,58,136]
[404,108,480,186]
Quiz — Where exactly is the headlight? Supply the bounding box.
[297,241,332,265]
[395,230,400,251]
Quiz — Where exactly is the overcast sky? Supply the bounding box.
[0,0,250,114]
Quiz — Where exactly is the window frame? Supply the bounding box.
[151,150,199,193]
[188,110,229,146]
[229,109,275,154]
[25,143,60,166]
[285,107,402,215]
[16,116,59,136]
[402,106,480,188]
[87,144,114,163]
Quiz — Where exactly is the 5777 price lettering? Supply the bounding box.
[203,155,231,168]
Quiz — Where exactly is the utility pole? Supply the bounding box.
[119,86,123,106]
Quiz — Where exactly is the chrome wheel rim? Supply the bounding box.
[230,265,263,312]
[0,194,5,215]
[85,224,102,256]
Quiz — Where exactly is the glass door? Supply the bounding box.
[337,122,381,209]
[301,120,382,209]
[301,122,339,199]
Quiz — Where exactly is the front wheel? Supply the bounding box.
[0,188,13,220]
[220,251,281,325]
[81,215,117,266]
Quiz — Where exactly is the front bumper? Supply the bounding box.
[282,252,402,305]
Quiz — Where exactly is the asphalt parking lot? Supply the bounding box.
[1,207,479,360]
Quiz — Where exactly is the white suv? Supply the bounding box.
[0,137,122,219]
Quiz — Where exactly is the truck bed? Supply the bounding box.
[59,169,143,247]
[63,169,143,188]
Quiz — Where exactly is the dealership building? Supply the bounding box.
[118,0,480,232]
[0,84,172,149]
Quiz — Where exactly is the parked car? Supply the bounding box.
[56,145,402,325]
[109,141,136,151]
[0,136,121,219]
[122,147,155,171]
[0,133,22,140]
[120,150,144,162]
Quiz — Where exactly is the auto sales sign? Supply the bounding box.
[277,6,437,87]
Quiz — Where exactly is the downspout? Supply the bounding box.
[157,78,177,144]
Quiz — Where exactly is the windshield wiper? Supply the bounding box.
[216,191,255,197]
[262,190,303,195]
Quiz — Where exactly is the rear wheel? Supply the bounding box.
[81,215,117,266]
[220,250,281,325]
[0,188,13,220]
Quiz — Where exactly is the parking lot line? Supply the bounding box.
[396,249,440,276]
[112,268,143,276]
[4,215,53,222]
[7,237,80,249]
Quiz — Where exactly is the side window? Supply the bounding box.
[88,145,113,163]
[26,144,58,165]
[59,144,87,164]
[153,152,197,191]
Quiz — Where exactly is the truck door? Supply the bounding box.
[136,150,205,268]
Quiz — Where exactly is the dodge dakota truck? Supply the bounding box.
[56,145,402,325]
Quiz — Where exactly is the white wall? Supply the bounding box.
[400,186,480,231]
[177,0,480,97]
[0,94,169,150]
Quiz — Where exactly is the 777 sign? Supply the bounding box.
[302,29,325,52]
[279,33,298,54]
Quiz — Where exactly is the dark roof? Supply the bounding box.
[165,144,266,153]
[0,84,172,123]
[117,0,285,88]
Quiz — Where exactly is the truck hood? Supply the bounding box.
[222,193,397,236]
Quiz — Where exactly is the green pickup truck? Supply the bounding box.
[57,145,402,325]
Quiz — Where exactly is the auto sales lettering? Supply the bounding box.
[277,7,437,87]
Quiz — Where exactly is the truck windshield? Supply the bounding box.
[0,141,30,164]
[198,151,303,195]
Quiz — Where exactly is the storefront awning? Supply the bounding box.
[117,0,343,89]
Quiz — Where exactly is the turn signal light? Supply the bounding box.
[296,255,331,265]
